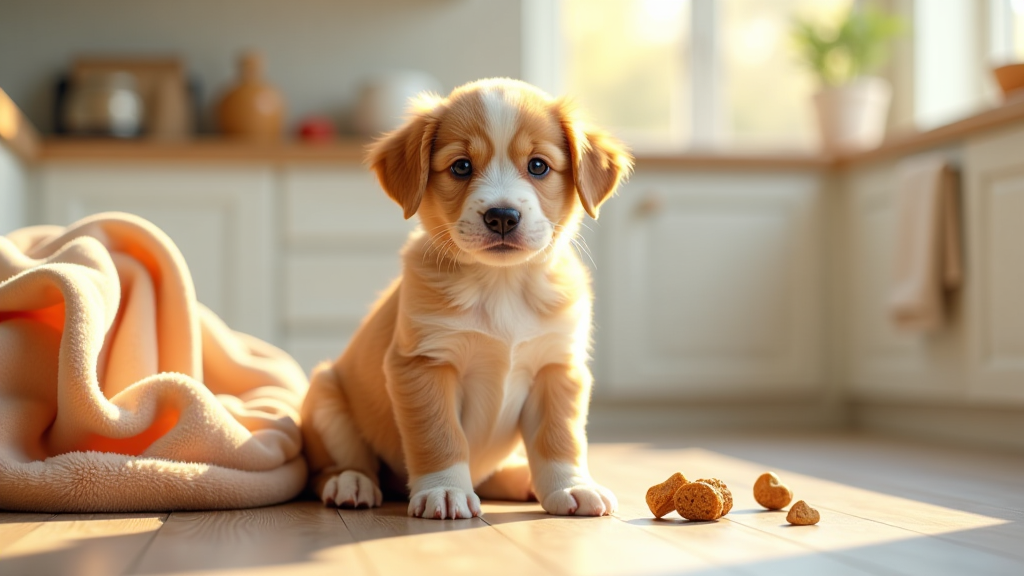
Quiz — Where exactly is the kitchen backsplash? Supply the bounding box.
[0,0,522,134]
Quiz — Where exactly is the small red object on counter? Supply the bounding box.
[297,116,336,143]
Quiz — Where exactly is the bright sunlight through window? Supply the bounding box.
[562,0,851,152]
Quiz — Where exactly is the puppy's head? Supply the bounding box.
[368,78,632,268]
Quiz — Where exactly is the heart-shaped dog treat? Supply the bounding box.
[753,472,793,510]
[673,478,731,521]
[786,500,820,525]
[646,472,688,518]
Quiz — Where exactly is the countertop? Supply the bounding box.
[5,90,1024,170]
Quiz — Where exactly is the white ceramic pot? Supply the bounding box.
[354,71,442,137]
[813,76,892,154]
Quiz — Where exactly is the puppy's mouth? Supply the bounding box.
[483,242,525,253]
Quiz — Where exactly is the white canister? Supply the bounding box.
[354,71,442,137]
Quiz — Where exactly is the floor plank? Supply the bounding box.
[0,513,165,576]
[338,502,551,576]
[592,466,881,576]
[480,501,730,576]
[588,444,1024,575]
[0,513,54,553]
[129,501,373,576]
[688,433,1024,512]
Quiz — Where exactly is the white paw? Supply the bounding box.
[321,470,383,509]
[408,487,482,519]
[541,484,617,516]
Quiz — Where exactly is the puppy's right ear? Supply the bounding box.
[366,96,443,219]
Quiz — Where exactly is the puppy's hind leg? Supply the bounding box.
[302,362,383,509]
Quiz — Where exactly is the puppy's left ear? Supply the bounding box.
[558,103,634,219]
[366,96,443,219]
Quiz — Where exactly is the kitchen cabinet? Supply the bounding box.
[964,126,1024,402]
[279,166,415,371]
[38,164,276,343]
[842,157,967,402]
[594,169,825,400]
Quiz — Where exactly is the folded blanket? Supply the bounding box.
[888,156,963,332]
[0,212,308,512]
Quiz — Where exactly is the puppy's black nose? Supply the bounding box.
[483,207,521,236]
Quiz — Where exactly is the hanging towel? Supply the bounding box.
[888,156,963,332]
[0,212,308,512]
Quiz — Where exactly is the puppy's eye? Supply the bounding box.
[527,158,549,177]
[451,159,473,178]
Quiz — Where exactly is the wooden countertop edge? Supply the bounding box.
[38,138,370,164]
[11,95,1024,169]
[0,88,42,162]
[836,97,1024,168]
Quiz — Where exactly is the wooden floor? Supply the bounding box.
[2,432,1023,576]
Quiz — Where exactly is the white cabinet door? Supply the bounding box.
[965,127,1024,402]
[38,163,276,343]
[280,166,415,373]
[596,169,824,400]
[843,160,966,402]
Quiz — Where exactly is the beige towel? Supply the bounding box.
[888,156,963,332]
[0,212,308,512]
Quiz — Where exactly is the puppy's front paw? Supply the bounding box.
[321,470,383,509]
[408,487,482,519]
[541,484,617,516]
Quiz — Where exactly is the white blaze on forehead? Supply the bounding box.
[481,88,521,165]
[474,88,531,204]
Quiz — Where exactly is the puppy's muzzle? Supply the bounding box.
[483,207,521,238]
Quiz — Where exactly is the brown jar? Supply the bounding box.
[217,52,285,141]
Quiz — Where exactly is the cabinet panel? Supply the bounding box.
[0,143,28,235]
[966,126,1024,400]
[984,173,1024,365]
[284,333,352,375]
[39,164,275,342]
[844,160,965,400]
[282,167,416,245]
[283,251,401,329]
[598,170,823,399]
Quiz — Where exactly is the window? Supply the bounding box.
[553,0,852,152]
[991,0,1024,62]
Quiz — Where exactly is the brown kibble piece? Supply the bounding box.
[646,472,688,518]
[673,478,731,521]
[753,472,793,510]
[787,500,820,525]
[694,478,733,515]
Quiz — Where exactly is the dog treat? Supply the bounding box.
[646,472,688,518]
[673,478,732,521]
[694,477,733,515]
[786,500,820,525]
[753,472,793,510]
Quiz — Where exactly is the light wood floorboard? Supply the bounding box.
[0,513,165,576]
[0,513,54,552]
[1,434,1022,576]
[129,501,373,576]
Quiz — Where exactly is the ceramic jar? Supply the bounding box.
[217,52,286,142]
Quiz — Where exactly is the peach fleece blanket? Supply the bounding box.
[0,213,308,512]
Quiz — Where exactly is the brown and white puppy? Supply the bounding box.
[300,78,632,519]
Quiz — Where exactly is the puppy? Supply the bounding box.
[300,78,632,519]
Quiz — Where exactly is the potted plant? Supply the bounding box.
[792,4,904,153]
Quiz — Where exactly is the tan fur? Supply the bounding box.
[300,78,632,517]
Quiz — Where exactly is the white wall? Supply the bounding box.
[0,0,523,134]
